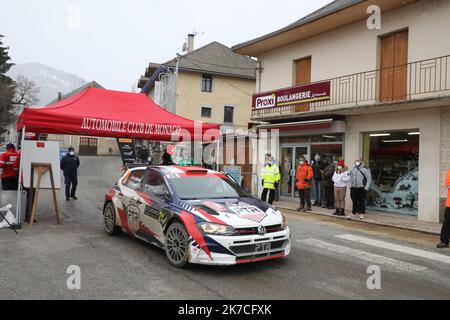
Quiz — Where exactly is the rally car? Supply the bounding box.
[103,166,290,267]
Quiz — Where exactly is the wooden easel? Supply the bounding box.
[28,162,60,227]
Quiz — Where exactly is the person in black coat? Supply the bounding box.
[60,147,80,201]
[311,154,325,206]
[161,152,175,166]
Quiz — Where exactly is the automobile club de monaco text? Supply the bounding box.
[80,117,182,136]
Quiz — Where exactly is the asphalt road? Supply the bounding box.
[1,156,449,300]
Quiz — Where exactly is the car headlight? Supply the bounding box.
[281,213,288,230]
[197,222,236,236]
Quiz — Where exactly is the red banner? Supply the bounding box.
[252,81,331,109]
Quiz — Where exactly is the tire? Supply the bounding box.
[103,202,121,236]
[165,222,189,268]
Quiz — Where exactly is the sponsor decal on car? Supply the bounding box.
[227,202,267,223]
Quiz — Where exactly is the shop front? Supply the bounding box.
[258,119,346,202]
[345,108,441,222]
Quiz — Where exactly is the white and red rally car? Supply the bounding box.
[103,166,290,267]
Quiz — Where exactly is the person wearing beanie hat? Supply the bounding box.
[332,159,350,216]
[0,143,21,190]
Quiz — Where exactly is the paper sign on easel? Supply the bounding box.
[22,141,61,189]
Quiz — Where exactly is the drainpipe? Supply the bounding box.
[255,59,263,93]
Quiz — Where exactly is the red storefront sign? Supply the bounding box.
[252,81,331,109]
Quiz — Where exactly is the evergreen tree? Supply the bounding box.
[0,34,15,126]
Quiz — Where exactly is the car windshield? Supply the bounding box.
[169,175,248,200]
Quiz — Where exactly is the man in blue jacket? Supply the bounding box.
[60,147,80,201]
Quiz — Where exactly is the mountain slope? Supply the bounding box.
[7,62,87,105]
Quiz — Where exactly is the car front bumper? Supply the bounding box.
[188,227,291,266]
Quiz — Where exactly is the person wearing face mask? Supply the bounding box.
[296,156,313,212]
[261,155,280,205]
[60,147,80,201]
[350,158,372,220]
[311,154,325,207]
[332,160,350,216]
[322,156,335,209]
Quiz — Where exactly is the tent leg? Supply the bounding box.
[216,138,220,172]
[15,126,25,225]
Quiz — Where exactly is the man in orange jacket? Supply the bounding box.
[0,143,20,190]
[296,156,313,212]
[437,169,450,249]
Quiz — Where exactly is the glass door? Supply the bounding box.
[280,147,294,197]
[280,145,310,199]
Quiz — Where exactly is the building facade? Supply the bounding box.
[138,39,257,171]
[233,0,450,222]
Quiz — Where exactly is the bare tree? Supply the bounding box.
[12,75,40,107]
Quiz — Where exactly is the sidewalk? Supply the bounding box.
[274,200,442,236]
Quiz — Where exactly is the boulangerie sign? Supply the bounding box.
[252,81,331,109]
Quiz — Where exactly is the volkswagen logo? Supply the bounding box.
[257,225,266,236]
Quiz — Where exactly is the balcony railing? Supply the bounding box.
[252,55,450,118]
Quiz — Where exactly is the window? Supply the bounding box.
[362,130,419,216]
[142,171,169,196]
[224,106,234,124]
[201,107,212,118]
[168,176,247,200]
[201,74,213,92]
[123,170,146,190]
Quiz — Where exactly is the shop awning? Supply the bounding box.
[16,87,220,141]
[257,119,334,132]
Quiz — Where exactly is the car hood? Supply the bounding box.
[184,197,282,227]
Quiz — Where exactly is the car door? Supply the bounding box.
[140,170,171,243]
[120,169,146,235]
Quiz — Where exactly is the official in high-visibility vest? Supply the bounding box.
[261,157,280,205]
[437,169,450,249]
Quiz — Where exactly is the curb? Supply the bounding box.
[277,205,441,236]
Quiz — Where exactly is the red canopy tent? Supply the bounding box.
[17,87,220,141]
[14,87,221,223]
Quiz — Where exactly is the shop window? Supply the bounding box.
[362,130,419,216]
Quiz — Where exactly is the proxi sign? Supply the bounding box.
[252,81,331,109]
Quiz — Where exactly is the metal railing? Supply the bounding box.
[252,55,450,118]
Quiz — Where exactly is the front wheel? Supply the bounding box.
[165,222,189,268]
[103,202,121,236]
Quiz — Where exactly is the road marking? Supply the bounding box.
[296,238,427,273]
[335,234,450,265]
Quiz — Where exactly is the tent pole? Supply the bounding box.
[216,138,220,172]
[15,126,25,224]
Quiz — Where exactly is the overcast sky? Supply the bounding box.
[1,0,331,91]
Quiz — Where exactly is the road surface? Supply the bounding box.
[1,156,449,300]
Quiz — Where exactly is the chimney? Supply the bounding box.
[187,33,195,53]
[58,92,62,101]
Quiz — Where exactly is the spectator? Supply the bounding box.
[0,143,20,190]
[161,152,175,166]
[437,169,450,249]
[322,156,335,209]
[332,160,350,216]
[296,155,313,212]
[311,154,325,207]
[60,147,80,201]
[350,158,372,220]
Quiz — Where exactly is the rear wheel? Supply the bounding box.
[165,222,189,268]
[103,202,121,236]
